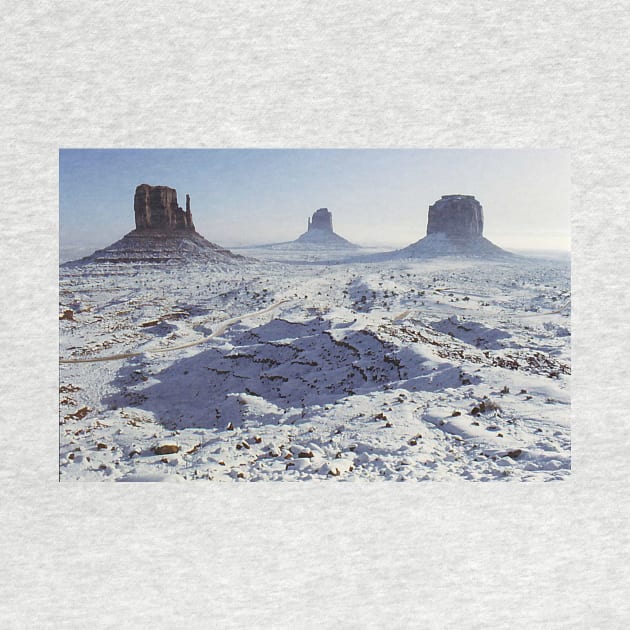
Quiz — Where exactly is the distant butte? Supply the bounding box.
[307,208,333,232]
[388,195,513,259]
[69,184,244,264]
[427,195,483,239]
[293,208,358,248]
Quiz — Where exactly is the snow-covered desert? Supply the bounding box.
[59,244,570,482]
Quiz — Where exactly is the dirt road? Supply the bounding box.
[60,299,290,364]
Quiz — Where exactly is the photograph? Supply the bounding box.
[5,2,630,626]
[59,148,570,481]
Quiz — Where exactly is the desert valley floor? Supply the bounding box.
[59,249,570,481]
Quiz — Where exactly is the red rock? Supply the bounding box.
[67,184,246,265]
[153,443,180,455]
[134,184,195,231]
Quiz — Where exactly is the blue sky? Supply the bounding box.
[59,149,570,251]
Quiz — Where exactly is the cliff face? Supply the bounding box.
[308,208,333,232]
[134,184,195,231]
[426,195,484,239]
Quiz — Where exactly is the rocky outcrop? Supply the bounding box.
[66,184,245,265]
[134,184,195,231]
[259,207,358,254]
[427,195,483,239]
[293,208,357,248]
[307,208,333,232]
[370,195,512,260]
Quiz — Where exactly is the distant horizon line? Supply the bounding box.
[59,240,571,253]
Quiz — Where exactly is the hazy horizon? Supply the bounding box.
[59,149,570,254]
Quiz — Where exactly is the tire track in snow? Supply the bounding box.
[393,310,411,321]
[511,299,571,318]
[60,299,291,364]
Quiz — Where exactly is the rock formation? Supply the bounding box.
[427,195,483,239]
[379,195,512,259]
[134,184,195,231]
[307,208,334,233]
[259,207,358,254]
[293,208,357,248]
[68,184,244,264]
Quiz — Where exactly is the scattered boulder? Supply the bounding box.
[321,459,354,476]
[64,406,91,421]
[153,443,180,455]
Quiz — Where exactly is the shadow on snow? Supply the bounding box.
[104,316,478,430]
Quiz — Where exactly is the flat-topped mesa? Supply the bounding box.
[134,184,195,231]
[427,194,483,239]
[308,208,333,232]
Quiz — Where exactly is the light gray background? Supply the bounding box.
[1,1,629,628]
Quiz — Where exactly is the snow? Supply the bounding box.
[362,232,515,260]
[59,249,570,481]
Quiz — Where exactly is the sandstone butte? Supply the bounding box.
[68,184,244,264]
[294,207,358,248]
[389,194,513,259]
